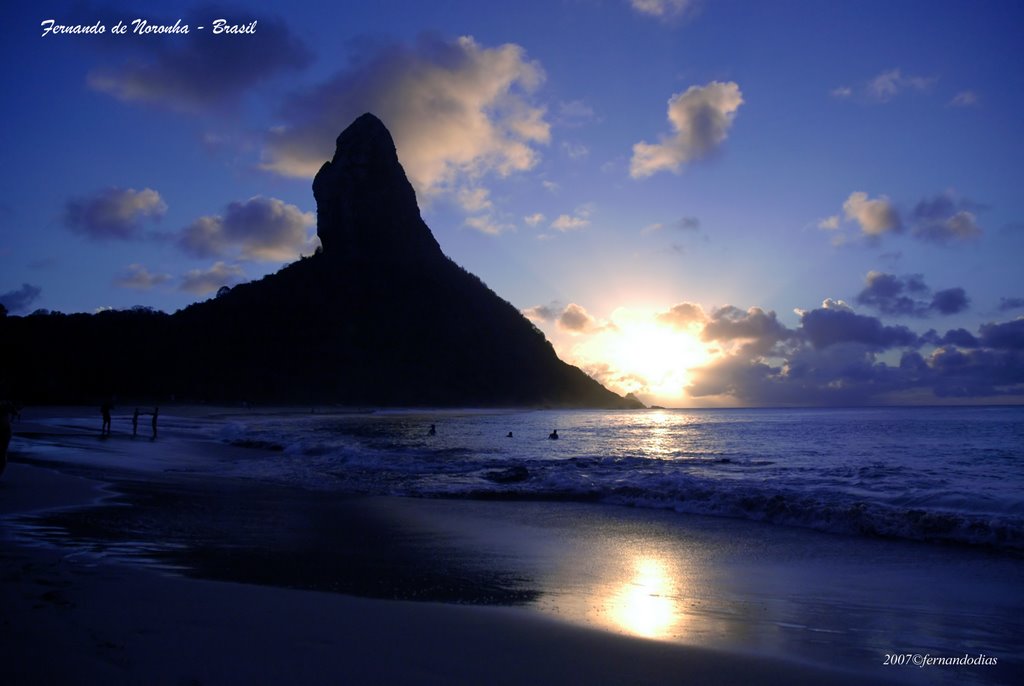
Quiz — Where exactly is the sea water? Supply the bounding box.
[208,405,1024,553]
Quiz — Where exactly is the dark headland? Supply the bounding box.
[1,113,642,409]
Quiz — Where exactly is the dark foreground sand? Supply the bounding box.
[2,409,1019,685]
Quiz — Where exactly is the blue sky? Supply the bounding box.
[2,1,1022,406]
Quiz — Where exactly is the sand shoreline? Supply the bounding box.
[3,407,1018,684]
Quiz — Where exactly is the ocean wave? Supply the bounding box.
[212,409,1024,554]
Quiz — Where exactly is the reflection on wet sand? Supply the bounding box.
[605,556,680,639]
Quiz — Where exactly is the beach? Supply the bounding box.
[2,407,1021,685]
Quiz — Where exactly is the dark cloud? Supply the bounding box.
[64,187,167,240]
[940,328,979,348]
[999,297,1024,312]
[800,306,918,350]
[178,196,316,262]
[87,8,311,112]
[0,283,42,314]
[930,287,969,315]
[855,272,928,316]
[676,216,700,231]
[926,346,1024,398]
[910,192,982,243]
[979,318,1024,350]
[855,271,969,317]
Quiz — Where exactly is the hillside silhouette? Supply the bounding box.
[2,114,641,409]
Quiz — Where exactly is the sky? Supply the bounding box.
[2,0,1023,407]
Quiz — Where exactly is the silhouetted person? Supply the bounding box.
[101,399,113,437]
[151,406,159,440]
[132,408,140,438]
[549,429,559,440]
[428,424,436,436]
[506,431,513,438]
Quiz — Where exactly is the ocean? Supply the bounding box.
[200,405,1024,554]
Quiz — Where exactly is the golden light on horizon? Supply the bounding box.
[570,309,715,404]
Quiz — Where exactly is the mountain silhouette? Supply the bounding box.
[1,114,642,409]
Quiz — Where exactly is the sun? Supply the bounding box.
[571,308,713,402]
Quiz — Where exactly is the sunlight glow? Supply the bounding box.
[571,308,715,404]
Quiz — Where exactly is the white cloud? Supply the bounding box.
[843,191,902,237]
[949,90,979,107]
[64,187,167,240]
[562,141,590,160]
[464,214,513,235]
[262,35,550,204]
[457,187,493,213]
[551,215,589,231]
[656,302,708,328]
[630,81,743,178]
[556,99,597,126]
[630,0,700,20]
[114,264,172,290]
[180,262,245,295]
[830,86,853,99]
[818,215,840,230]
[866,68,936,102]
[551,204,593,232]
[524,213,545,226]
[522,303,559,322]
[542,180,560,193]
[178,196,316,262]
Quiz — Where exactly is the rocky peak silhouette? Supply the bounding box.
[3,113,643,409]
[313,113,443,263]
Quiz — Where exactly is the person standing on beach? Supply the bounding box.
[151,406,159,440]
[101,399,113,437]
[132,408,140,438]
